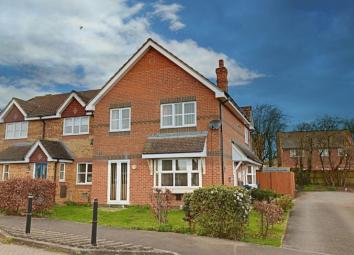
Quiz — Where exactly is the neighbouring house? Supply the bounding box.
[0,38,261,205]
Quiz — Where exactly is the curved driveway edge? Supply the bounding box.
[283,192,354,255]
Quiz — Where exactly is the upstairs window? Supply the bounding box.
[110,107,131,132]
[5,121,28,139]
[63,116,89,135]
[161,102,196,128]
[319,149,329,157]
[290,149,304,158]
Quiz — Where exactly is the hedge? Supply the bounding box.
[0,178,56,215]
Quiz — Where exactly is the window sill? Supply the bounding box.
[63,133,89,136]
[76,183,92,186]
[5,137,28,140]
[154,186,200,194]
[109,130,130,136]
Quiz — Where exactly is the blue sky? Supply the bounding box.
[0,0,353,126]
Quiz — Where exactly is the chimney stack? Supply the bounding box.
[216,59,228,92]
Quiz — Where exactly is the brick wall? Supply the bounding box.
[4,105,25,123]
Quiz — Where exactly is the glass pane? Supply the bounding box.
[121,118,129,129]
[120,163,128,201]
[192,173,199,186]
[78,173,86,183]
[87,173,92,183]
[247,166,252,174]
[111,109,119,120]
[184,102,195,114]
[111,119,119,130]
[247,175,253,184]
[162,105,172,116]
[15,123,21,137]
[87,164,93,173]
[161,173,173,186]
[121,108,130,119]
[81,117,89,125]
[78,164,86,173]
[176,159,187,171]
[175,115,183,126]
[162,160,172,171]
[175,103,182,114]
[162,116,172,126]
[59,171,64,180]
[184,114,195,125]
[73,118,80,133]
[192,159,199,170]
[175,173,188,186]
[110,163,117,200]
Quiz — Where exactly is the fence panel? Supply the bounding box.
[256,172,295,197]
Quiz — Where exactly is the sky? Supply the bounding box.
[0,0,353,127]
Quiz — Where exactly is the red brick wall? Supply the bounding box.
[92,48,223,205]
[61,98,86,117]
[29,146,48,163]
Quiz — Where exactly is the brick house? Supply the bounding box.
[277,130,353,171]
[0,39,261,205]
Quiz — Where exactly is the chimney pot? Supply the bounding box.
[216,59,228,92]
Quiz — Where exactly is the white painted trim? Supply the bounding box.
[109,107,131,132]
[59,163,66,182]
[86,39,225,111]
[233,161,242,186]
[107,160,130,205]
[0,99,27,123]
[2,164,9,180]
[76,162,93,185]
[5,121,28,140]
[57,92,86,115]
[63,116,90,136]
[142,151,206,159]
[232,143,262,166]
[0,160,27,164]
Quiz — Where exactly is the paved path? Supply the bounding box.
[0,243,64,254]
[283,192,354,255]
[0,215,320,255]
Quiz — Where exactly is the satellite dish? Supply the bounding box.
[209,119,221,129]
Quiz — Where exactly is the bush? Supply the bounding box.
[150,188,172,225]
[182,193,196,232]
[186,186,251,240]
[250,188,279,202]
[274,195,294,212]
[0,178,56,215]
[254,201,283,238]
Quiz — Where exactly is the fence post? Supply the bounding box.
[25,194,33,234]
[91,198,98,246]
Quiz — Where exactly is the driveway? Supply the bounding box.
[283,192,354,255]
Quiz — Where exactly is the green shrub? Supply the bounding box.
[273,195,294,212]
[187,186,251,240]
[250,188,279,202]
[182,193,196,232]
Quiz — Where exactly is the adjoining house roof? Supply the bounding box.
[232,140,262,164]
[143,131,207,155]
[0,89,100,121]
[0,140,73,163]
[278,130,353,149]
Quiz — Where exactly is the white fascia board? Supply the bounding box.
[57,93,86,115]
[0,99,28,123]
[24,141,55,162]
[142,151,207,159]
[0,160,28,164]
[86,39,224,111]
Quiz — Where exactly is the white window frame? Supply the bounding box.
[244,127,249,144]
[160,101,197,129]
[246,165,256,186]
[109,107,131,132]
[5,121,28,140]
[319,148,329,157]
[63,116,89,136]
[154,158,202,191]
[290,149,304,158]
[337,148,345,157]
[76,163,92,185]
[59,163,65,182]
[2,165,9,180]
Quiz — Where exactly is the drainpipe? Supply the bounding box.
[219,98,229,185]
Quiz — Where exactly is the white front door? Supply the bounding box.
[108,160,130,205]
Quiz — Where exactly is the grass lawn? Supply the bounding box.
[302,184,337,192]
[48,204,288,247]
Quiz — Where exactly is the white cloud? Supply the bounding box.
[152,1,185,31]
[0,0,264,107]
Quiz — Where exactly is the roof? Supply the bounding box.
[143,131,207,155]
[232,140,262,164]
[0,140,73,163]
[0,89,100,120]
[278,130,353,149]
[0,142,33,161]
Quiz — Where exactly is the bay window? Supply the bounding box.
[63,116,89,135]
[155,158,202,189]
[161,101,196,128]
[5,121,28,139]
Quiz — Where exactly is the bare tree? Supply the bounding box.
[253,104,287,167]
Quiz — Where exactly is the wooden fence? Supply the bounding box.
[256,171,296,197]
